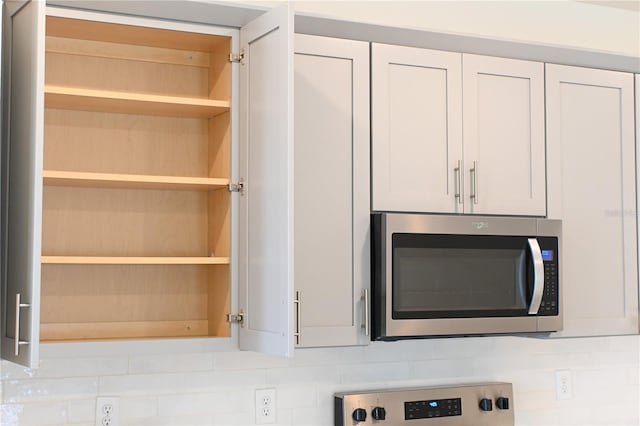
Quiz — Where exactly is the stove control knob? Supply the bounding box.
[372,406,386,420]
[496,397,510,410]
[479,398,493,412]
[352,408,367,422]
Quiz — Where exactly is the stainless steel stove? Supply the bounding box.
[334,382,514,426]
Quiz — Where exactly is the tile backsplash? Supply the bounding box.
[1,335,638,425]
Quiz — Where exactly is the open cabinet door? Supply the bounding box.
[1,0,45,367]
[238,6,294,356]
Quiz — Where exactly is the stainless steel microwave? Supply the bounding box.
[371,213,562,340]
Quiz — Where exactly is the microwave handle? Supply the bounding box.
[527,238,544,314]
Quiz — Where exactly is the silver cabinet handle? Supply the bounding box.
[294,291,301,346]
[14,293,30,356]
[362,288,370,337]
[527,238,544,314]
[470,161,478,204]
[454,160,462,204]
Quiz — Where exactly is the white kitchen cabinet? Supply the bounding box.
[293,34,370,347]
[372,44,545,216]
[546,64,638,337]
[462,54,546,216]
[0,0,296,367]
[371,43,463,213]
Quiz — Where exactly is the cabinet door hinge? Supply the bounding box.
[228,49,245,64]
[228,179,244,195]
[227,311,245,326]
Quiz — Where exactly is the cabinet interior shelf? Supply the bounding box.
[41,256,230,265]
[41,320,210,341]
[43,170,230,191]
[45,85,230,118]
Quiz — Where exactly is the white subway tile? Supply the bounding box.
[573,369,639,400]
[213,351,290,371]
[514,390,557,411]
[133,413,215,425]
[67,398,94,424]
[1,362,38,381]
[276,384,317,410]
[120,396,158,422]
[545,335,639,355]
[183,369,267,392]
[498,369,554,393]
[0,334,637,426]
[340,361,411,384]
[274,407,294,426]
[3,377,98,403]
[128,353,214,374]
[213,410,255,425]
[267,365,340,385]
[2,356,128,380]
[98,373,184,395]
[567,349,640,368]
[292,346,364,366]
[156,393,218,417]
[0,402,67,426]
[291,405,334,425]
[409,358,474,381]
[209,389,254,414]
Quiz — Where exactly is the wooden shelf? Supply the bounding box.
[45,85,229,118]
[41,320,209,341]
[43,170,229,191]
[41,256,230,265]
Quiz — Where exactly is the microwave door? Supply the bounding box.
[527,238,545,314]
[391,234,533,320]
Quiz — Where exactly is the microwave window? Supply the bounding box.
[392,238,529,318]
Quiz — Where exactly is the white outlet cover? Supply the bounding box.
[96,396,120,426]
[255,388,276,425]
[555,370,572,400]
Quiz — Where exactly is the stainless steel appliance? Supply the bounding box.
[372,213,561,340]
[335,382,514,426]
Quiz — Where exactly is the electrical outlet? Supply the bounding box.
[555,369,572,400]
[96,396,120,426]
[255,388,276,425]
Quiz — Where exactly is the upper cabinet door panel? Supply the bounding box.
[372,43,463,213]
[1,0,46,367]
[294,34,370,347]
[547,64,637,337]
[238,6,295,357]
[462,54,546,216]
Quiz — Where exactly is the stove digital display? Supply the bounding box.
[405,398,462,420]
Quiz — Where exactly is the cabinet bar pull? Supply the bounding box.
[14,293,30,356]
[294,291,301,346]
[454,160,462,204]
[470,161,478,204]
[362,288,370,337]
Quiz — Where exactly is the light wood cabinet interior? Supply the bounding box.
[40,16,232,342]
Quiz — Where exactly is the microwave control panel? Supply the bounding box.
[538,236,559,316]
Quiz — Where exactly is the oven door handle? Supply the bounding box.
[527,238,544,314]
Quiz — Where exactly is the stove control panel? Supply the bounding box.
[335,382,513,426]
